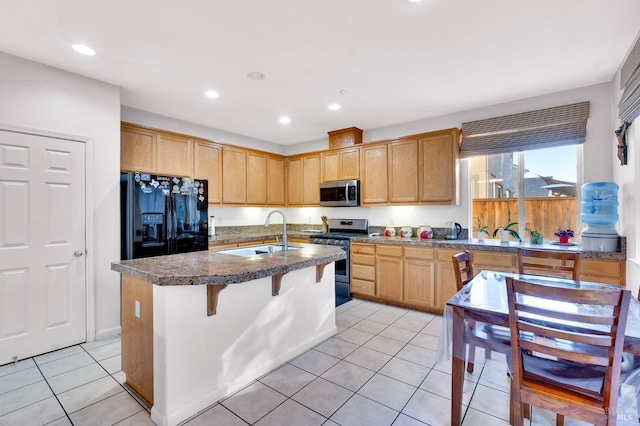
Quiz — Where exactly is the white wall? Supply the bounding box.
[122,106,284,155]
[0,52,122,339]
[611,30,640,294]
[212,83,614,231]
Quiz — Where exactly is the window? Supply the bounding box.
[471,145,579,241]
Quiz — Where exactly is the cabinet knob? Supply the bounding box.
[74,250,84,257]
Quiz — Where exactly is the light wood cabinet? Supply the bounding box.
[267,156,286,205]
[287,154,320,206]
[388,138,418,203]
[321,147,360,182]
[470,250,517,274]
[403,247,435,309]
[361,144,388,204]
[580,258,625,285]
[193,141,222,204]
[376,245,404,302]
[121,124,157,173]
[434,249,462,309]
[246,151,267,205]
[419,128,460,205]
[351,243,376,296]
[157,133,193,177]
[222,146,247,204]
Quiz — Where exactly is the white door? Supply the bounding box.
[0,130,86,365]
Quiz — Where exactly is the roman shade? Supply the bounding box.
[460,101,590,158]
[618,36,640,123]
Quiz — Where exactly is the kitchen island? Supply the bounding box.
[111,243,345,426]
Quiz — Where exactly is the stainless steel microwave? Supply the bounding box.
[319,180,360,207]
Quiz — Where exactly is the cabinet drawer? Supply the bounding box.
[436,248,463,262]
[352,264,375,281]
[470,251,516,268]
[352,253,375,266]
[351,278,375,296]
[376,245,403,257]
[404,247,434,260]
[352,243,375,255]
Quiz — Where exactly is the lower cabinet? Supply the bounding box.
[350,243,626,313]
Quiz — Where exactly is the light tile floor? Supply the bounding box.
[0,299,602,425]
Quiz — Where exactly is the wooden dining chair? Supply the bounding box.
[452,251,509,373]
[506,276,631,426]
[518,248,581,280]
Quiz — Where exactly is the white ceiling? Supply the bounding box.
[1,0,640,145]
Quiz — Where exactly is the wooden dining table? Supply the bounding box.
[443,270,640,426]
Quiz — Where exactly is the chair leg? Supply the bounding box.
[484,347,492,360]
[510,375,524,426]
[467,344,476,373]
[556,413,564,426]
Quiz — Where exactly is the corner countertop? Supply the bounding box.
[208,231,315,246]
[349,236,626,260]
[111,243,346,286]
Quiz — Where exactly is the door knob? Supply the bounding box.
[74,250,84,257]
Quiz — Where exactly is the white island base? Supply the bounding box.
[121,264,336,426]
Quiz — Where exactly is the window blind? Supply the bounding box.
[619,36,640,123]
[460,101,590,158]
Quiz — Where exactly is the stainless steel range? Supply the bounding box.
[310,218,368,298]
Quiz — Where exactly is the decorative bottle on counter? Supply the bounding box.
[384,226,396,237]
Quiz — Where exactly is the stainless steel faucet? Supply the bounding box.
[265,210,287,251]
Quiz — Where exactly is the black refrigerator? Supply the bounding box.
[121,172,209,260]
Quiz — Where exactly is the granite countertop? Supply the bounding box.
[350,236,626,260]
[111,243,346,286]
[208,231,315,245]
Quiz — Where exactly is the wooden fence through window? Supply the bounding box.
[472,197,577,241]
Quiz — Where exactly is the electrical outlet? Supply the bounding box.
[135,300,141,318]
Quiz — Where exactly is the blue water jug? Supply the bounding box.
[580,182,619,225]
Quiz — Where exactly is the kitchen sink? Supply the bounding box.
[218,245,299,257]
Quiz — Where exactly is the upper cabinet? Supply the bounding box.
[121,122,460,208]
[419,128,461,205]
[321,147,360,182]
[193,140,222,204]
[121,123,192,177]
[222,146,247,204]
[121,124,157,173]
[267,156,286,205]
[388,138,419,203]
[286,153,320,206]
[361,143,388,205]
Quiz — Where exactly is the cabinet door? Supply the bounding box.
[286,157,303,205]
[339,148,360,180]
[121,125,156,173]
[157,134,192,177]
[246,151,267,205]
[377,256,403,302]
[193,141,222,204]
[579,258,625,285]
[361,144,388,204]
[222,147,247,204]
[267,156,285,205]
[404,258,435,309]
[388,138,418,203]
[302,154,320,205]
[321,151,339,182]
[419,130,459,204]
[435,260,457,309]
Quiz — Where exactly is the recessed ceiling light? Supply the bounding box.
[328,104,341,111]
[339,89,348,95]
[72,44,96,56]
[279,116,291,124]
[204,90,220,99]
[408,0,424,2]
[247,71,265,81]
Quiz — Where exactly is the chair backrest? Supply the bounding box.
[506,276,631,421]
[518,248,581,280]
[452,250,474,291]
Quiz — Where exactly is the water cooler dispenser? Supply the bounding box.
[580,182,619,251]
